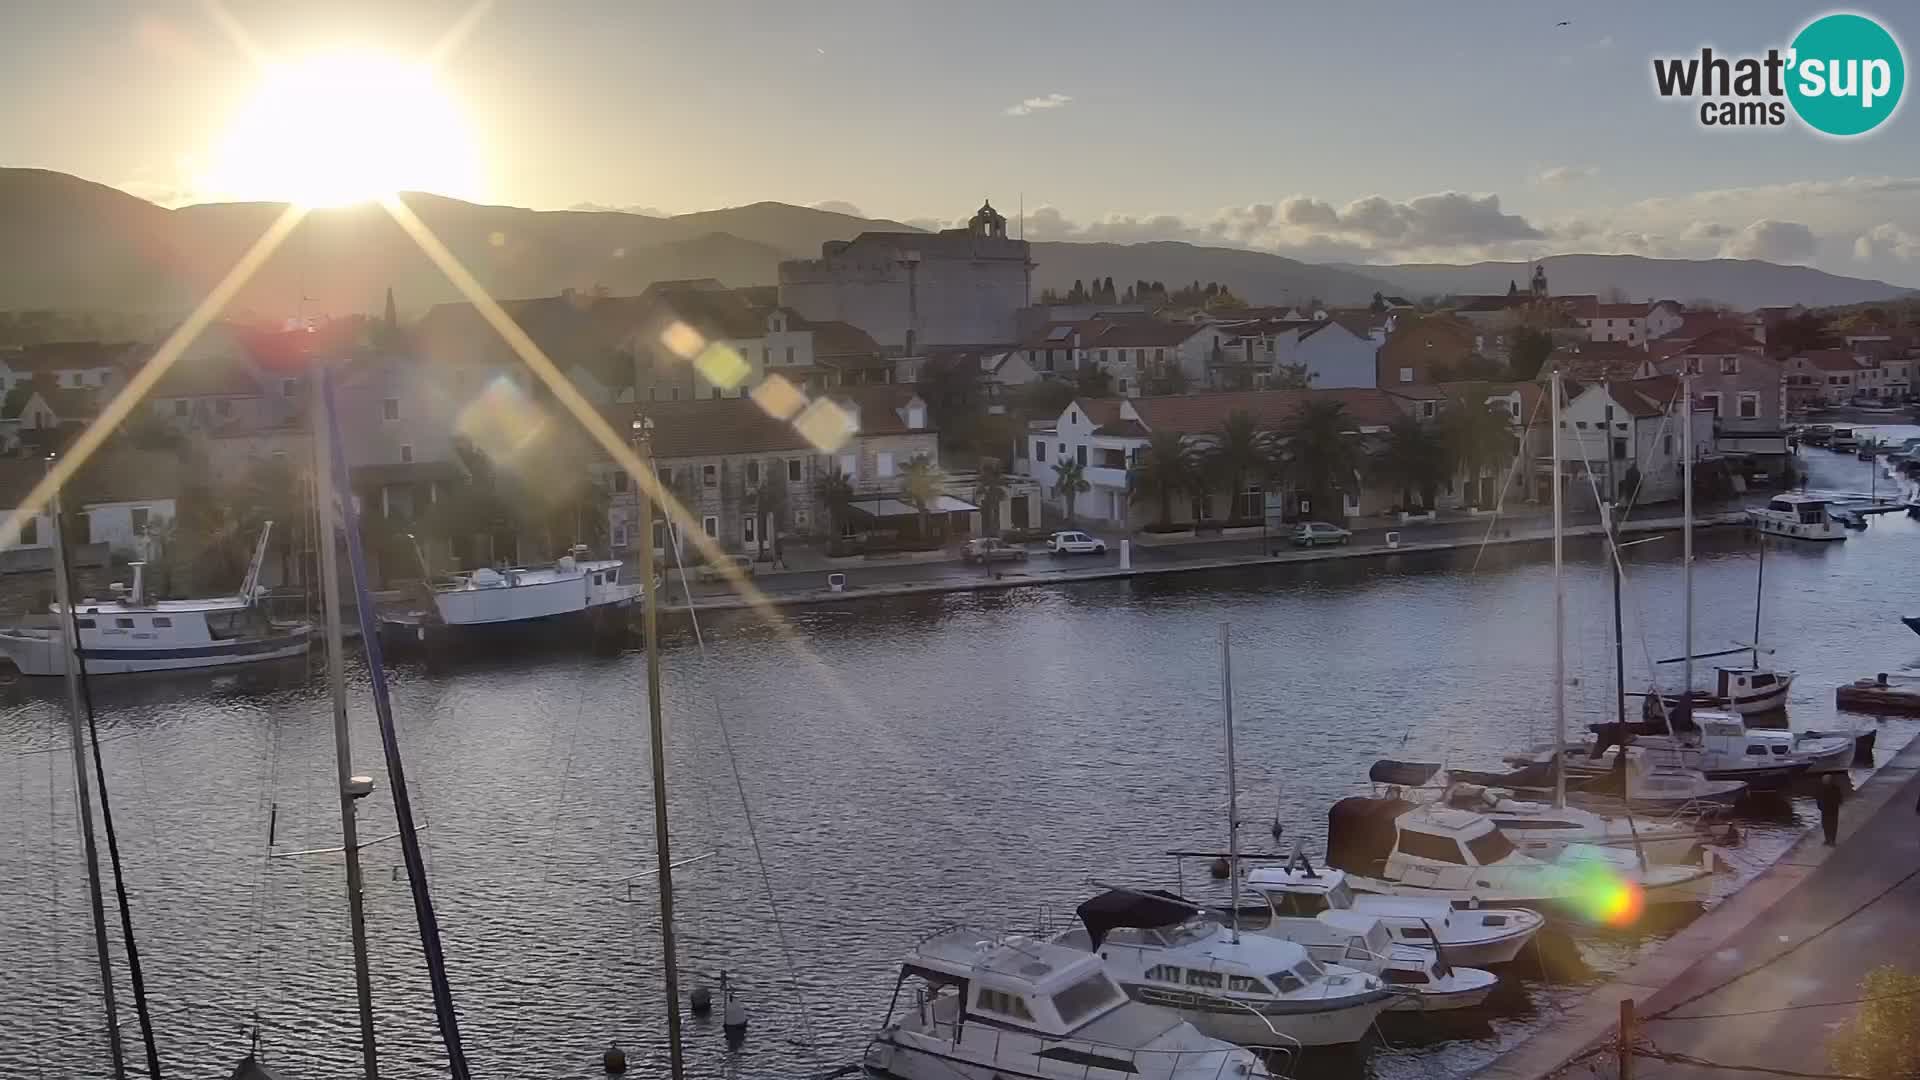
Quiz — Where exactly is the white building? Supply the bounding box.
[1291,319,1384,389]
[1551,377,1711,505]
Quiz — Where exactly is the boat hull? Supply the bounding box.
[1384,967,1498,1012]
[378,601,632,652]
[1349,901,1543,967]
[1130,988,1391,1048]
[1744,511,1846,542]
[0,625,312,676]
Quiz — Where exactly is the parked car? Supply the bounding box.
[696,554,756,583]
[1802,424,1833,447]
[1292,521,1351,547]
[962,537,1029,564]
[1046,530,1107,556]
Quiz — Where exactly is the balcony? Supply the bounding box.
[1086,465,1130,490]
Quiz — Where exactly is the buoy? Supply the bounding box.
[1209,857,1230,880]
[721,973,748,1046]
[690,987,712,1015]
[603,1043,627,1074]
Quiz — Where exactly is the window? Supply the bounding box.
[670,387,681,401]
[1612,437,1627,460]
[746,460,760,485]
[1746,745,1768,757]
[115,617,135,629]
[607,568,618,584]
[1117,379,1127,395]
[1346,936,1374,962]
[1052,972,1124,1024]
[19,519,36,546]
[1700,392,1721,416]
[1663,434,1674,454]
[787,458,802,482]
[1035,1048,1137,1073]
[1738,392,1760,419]
[1399,367,1413,383]
[282,378,297,396]
[1226,974,1270,994]
[1396,925,1432,940]
[1465,830,1517,864]
[1421,401,1436,419]
[152,617,172,628]
[703,464,717,487]
[399,444,413,463]
[1144,964,1182,983]
[130,507,150,535]
[838,453,856,477]
[1271,969,1303,993]
[1383,968,1432,986]
[612,471,629,493]
[1272,891,1329,917]
[1721,356,1740,374]
[216,399,233,418]
[876,451,895,478]
[975,987,1034,1022]
[1076,445,1087,467]
[762,346,770,365]
[743,516,756,543]
[784,346,795,365]
[1035,442,1047,462]
[1185,968,1224,989]
[1099,350,1109,363]
[702,515,718,537]
[1154,348,1165,363]
[1397,829,1468,864]
[74,617,94,629]
[382,398,399,421]
[613,525,627,547]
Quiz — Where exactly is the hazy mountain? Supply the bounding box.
[1335,254,1914,310]
[1033,241,1400,307]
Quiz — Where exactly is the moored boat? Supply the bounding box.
[1242,862,1542,968]
[378,545,639,649]
[1744,494,1847,542]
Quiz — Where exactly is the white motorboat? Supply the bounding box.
[379,545,639,646]
[1325,798,1720,915]
[1599,710,1851,781]
[0,527,310,676]
[1052,890,1395,1046]
[1244,862,1542,968]
[1745,494,1847,542]
[1498,744,1748,808]
[865,927,1276,1079]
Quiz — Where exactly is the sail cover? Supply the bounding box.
[1369,759,1443,786]
[1075,889,1195,951]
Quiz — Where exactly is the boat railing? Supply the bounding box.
[921,1007,1295,1080]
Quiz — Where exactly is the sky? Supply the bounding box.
[8,0,1920,285]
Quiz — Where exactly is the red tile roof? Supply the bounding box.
[7,341,141,373]
[804,319,881,358]
[1093,419,1150,438]
[1129,388,1404,435]
[1087,321,1206,349]
[1590,303,1649,319]
[1075,398,1125,426]
[1667,327,1763,354]
[1793,348,1864,372]
[619,383,927,459]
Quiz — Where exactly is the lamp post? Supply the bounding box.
[629,412,685,1080]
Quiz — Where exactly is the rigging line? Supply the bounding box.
[1633,1046,1872,1080]
[1647,861,1920,1022]
[668,540,823,1059]
[1659,984,1920,1021]
[62,550,163,1080]
[538,653,591,892]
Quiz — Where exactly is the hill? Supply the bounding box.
[1337,254,1914,310]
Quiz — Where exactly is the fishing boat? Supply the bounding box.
[0,527,311,676]
[1052,890,1397,1045]
[1323,798,1719,913]
[377,544,639,648]
[864,927,1278,1078]
[1744,494,1847,542]
[1836,673,1920,715]
[1243,860,1543,968]
[1597,710,1853,779]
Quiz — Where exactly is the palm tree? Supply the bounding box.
[814,466,854,539]
[900,454,943,540]
[1278,399,1362,523]
[1210,410,1275,521]
[972,457,1010,536]
[1372,415,1447,510]
[1051,458,1091,527]
[1129,430,1194,528]
[1440,400,1517,509]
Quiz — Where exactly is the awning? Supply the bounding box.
[849,495,979,517]
[1076,888,1196,951]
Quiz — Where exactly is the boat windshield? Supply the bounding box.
[1465,829,1517,864]
[1050,971,1126,1027]
[1324,880,1354,909]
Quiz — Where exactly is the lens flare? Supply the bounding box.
[1565,861,1645,927]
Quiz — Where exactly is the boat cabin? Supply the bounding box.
[889,929,1134,1038]
[1762,495,1834,526]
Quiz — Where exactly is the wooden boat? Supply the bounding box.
[1836,674,1920,715]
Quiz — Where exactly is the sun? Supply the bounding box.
[205,51,485,208]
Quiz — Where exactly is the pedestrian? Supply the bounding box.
[1816,772,1845,846]
[773,534,784,571]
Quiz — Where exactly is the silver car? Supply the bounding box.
[1292,521,1351,547]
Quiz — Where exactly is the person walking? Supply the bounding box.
[1816,773,1845,846]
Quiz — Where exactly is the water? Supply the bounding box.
[4,439,1917,1080]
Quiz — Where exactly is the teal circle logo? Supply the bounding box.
[1787,12,1905,136]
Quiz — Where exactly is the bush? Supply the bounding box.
[1219,516,1266,529]
[1829,965,1920,1079]
[1141,521,1193,534]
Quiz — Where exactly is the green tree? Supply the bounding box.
[1074,364,1114,398]
[1829,965,1920,1079]
[1022,379,1078,422]
[1372,415,1449,510]
[900,453,943,540]
[1051,458,1090,527]
[1129,430,1196,528]
[1278,399,1362,523]
[1440,399,1517,509]
[972,457,1009,536]
[1267,359,1313,390]
[1142,363,1190,396]
[814,466,854,538]
[1507,326,1555,380]
[1209,410,1275,521]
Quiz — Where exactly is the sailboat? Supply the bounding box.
[1646,533,1793,717]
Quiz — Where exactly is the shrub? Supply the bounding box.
[1828,965,1920,1079]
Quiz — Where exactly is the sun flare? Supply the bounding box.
[205,51,484,208]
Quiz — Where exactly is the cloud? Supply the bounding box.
[1855,222,1920,261]
[1681,221,1735,241]
[1719,219,1817,263]
[1004,93,1071,116]
[809,200,865,218]
[1534,165,1596,188]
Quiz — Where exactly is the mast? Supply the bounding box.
[633,415,687,1080]
[313,383,380,1080]
[1605,380,1626,728]
[1220,622,1239,945]
[1682,375,1694,719]
[48,472,125,1078]
[1550,371,1566,809]
[1751,534,1766,668]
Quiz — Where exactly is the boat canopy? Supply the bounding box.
[1326,796,1415,877]
[1369,760,1442,786]
[1074,888,1194,951]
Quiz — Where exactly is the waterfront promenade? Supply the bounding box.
[1477,734,1920,1080]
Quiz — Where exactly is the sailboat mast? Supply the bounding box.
[1682,375,1694,716]
[1550,371,1566,809]
[48,475,125,1078]
[1752,534,1766,668]
[1220,622,1239,945]
[634,421,687,1080]
[1605,380,1626,728]
[313,384,380,1080]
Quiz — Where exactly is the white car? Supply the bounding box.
[1046,530,1107,556]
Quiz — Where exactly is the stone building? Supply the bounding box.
[778,200,1033,353]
